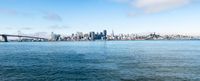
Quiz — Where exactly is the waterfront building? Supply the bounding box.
[51,32,61,41]
[103,30,107,40]
[89,32,95,40]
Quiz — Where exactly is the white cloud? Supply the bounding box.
[113,0,193,13]
[48,25,69,29]
[0,8,18,15]
[43,12,62,22]
[111,0,131,3]
[134,0,191,13]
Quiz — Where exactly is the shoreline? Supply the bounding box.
[1,39,200,43]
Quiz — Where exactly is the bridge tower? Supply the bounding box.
[2,35,8,42]
[18,31,22,42]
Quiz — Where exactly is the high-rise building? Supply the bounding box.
[112,30,114,37]
[51,32,61,41]
[51,32,55,41]
[103,30,107,40]
[103,30,107,36]
[89,32,95,40]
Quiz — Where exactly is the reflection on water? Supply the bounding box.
[0,41,200,81]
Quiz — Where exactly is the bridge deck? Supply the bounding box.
[0,34,47,39]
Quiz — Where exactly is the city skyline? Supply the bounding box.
[0,0,200,35]
[1,29,200,42]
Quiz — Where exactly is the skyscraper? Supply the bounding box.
[51,32,61,41]
[103,30,107,40]
[103,30,107,36]
[112,30,114,37]
[89,32,95,40]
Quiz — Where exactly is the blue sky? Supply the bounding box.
[0,0,200,35]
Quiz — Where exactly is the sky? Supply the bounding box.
[0,0,200,35]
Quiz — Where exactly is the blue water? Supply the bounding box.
[0,41,200,81]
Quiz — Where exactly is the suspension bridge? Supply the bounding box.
[0,34,48,42]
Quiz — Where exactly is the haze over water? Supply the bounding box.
[0,41,200,81]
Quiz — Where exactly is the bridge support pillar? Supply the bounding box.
[2,35,8,42]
